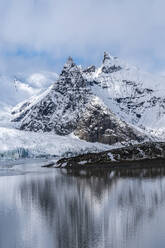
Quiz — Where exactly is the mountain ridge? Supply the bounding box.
[11,52,165,145]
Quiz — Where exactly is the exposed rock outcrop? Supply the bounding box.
[12,57,91,135]
[56,142,165,168]
[74,96,145,144]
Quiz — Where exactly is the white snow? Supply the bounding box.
[11,84,54,121]
[108,152,116,161]
[0,127,112,161]
[78,160,88,165]
[26,71,58,89]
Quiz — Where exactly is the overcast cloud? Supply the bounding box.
[0,0,165,74]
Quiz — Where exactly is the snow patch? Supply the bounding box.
[78,160,88,165]
[108,152,116,161]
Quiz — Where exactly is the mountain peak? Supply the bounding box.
[103,52,114,64]
[101,52,122,73]
[11,52,155,145]
[67,56,74,65]
[63,56,76,71]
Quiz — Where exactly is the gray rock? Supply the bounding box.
[74,97,146,145]
[56,142,165,168]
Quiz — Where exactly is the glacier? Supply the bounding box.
[0,127,114,161]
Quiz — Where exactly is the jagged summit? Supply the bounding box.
[61,56,77,76]
[57,56,88,92]
[103,52,114,63]
[101,52,122,73]
[64,56,75,68]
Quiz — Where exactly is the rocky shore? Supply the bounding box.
[53,142,165,169]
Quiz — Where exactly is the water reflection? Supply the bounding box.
[1,167,165,247]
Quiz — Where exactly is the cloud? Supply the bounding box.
[26,71,58,88]
[0,75,38,106]
[0,0,165,74]
[0,71,58,106]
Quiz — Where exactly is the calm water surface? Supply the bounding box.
[0,164,165,248]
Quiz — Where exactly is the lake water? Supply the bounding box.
[0,162,165,248]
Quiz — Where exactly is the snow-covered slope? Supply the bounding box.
[83,52,165,136]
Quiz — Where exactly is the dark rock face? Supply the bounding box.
[102,65,122,74]
[83,66,96,74]
[56,142,165,168]
[102,52,113,63]
[102,52,122,73]
[74,97,145,145]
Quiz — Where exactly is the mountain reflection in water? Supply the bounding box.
[0,166,165,248]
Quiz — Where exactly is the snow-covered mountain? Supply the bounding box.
[2,51,165,160]
[84,53,165,138]
[12,53,158,146]
[1,67,119,161]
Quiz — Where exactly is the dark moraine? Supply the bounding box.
[56,142,165,168]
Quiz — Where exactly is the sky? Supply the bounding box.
[1,0,165,75]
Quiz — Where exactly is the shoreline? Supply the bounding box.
[43,158,165,170]
[54,142,165,169]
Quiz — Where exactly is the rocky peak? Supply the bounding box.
[63,56,75,70]
[60,56,78,77]
[102,52,122,73]
[103,52,114,64]
[55,57,88,94]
